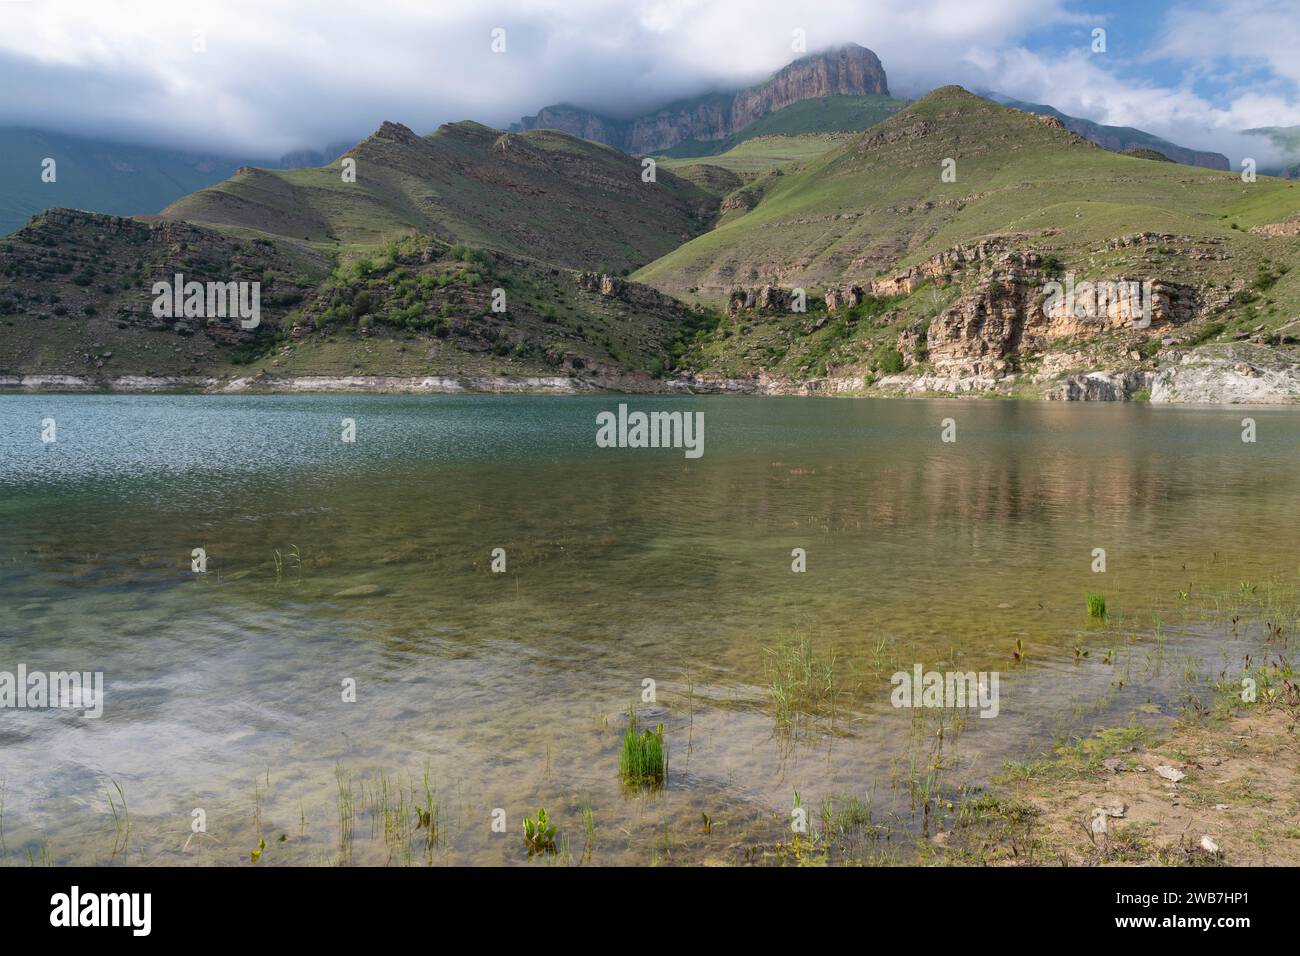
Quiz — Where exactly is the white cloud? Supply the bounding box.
[1155,0,1300,89]
[0,0,1293,165]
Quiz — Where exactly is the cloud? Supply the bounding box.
[954,40,1300,166]
[0,0,1071,155]
[0,0,1294,166]
[1154,0,1300,90]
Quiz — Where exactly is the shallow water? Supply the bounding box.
[0,394,1296,864]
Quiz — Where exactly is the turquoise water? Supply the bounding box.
[0,394,1296,864]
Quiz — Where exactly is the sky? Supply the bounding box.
[0,0,1297,165]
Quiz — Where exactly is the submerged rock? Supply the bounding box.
[334,584,387,598]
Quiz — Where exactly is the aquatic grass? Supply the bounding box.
[415,767,440,853]
[335,766,354,865]
[361,771,423,865]
[106,779,129,859]
[1087,593,1107,619]
[272,544,304,586]
[764,635,837,730]
[619,708,667,786]
[579,797,595,864]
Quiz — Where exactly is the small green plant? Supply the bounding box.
[523,808,557,856]
[106,779,129,860]
[619,709,667,786]
[1087,593,1107,618]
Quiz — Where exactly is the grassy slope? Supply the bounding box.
[634,88,1300,387]
[662,136,848,178]
[635,87,1300,305]
[163,121,716,274]
[659,95,907,160]
[991,96,1230,170]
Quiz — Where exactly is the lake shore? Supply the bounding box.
[4,357,1300,404]
[937,701,1300,867]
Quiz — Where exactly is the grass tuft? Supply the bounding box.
[1087,593,1107,618]
[619,708,667,786]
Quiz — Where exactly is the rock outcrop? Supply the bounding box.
[574,271,688,312]
[726,285,798,316]
[1150,344,1300,403]
[1048,371,1154,401]
[512,44,888,154]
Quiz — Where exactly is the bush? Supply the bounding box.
[351,291,371,319]
[875,346,905,374]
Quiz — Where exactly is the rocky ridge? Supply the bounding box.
[512,44,888,154]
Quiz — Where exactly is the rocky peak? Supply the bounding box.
[512,43,889,155]
[370,121,421,146]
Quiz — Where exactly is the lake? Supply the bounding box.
[0,393,1296,864]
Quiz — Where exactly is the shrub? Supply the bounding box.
[875,346,905,374]
[351,291,371,319]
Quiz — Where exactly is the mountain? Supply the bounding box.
[987,95,1230,170]
[0,129,249,239]
[632,87,1300,397]
[0,129,360,238]
[0,118,719,388]
[1243,126,1300,178]
[659,94,907,159]
[511,43,889,155]
[161,120,715,273]
[634,87,1276,298]
[0,210,707,387]
[4,86,1299,403]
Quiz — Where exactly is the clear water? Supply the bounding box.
[0,394,1296,864]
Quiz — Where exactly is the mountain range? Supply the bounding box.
[511,44,890,155]
[3,44,1299,403]
[982,94,1230,170]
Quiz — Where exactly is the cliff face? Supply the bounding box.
[511,43,889,154]
[728,44,888,132]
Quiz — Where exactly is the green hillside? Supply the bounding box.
[661,135,848,178]
[163,120,716,273]
[5,88,1299,397]
[660,94,906,160]
[0,210,715,383]
[990,96,1230,170]
[635,87,1300,303]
